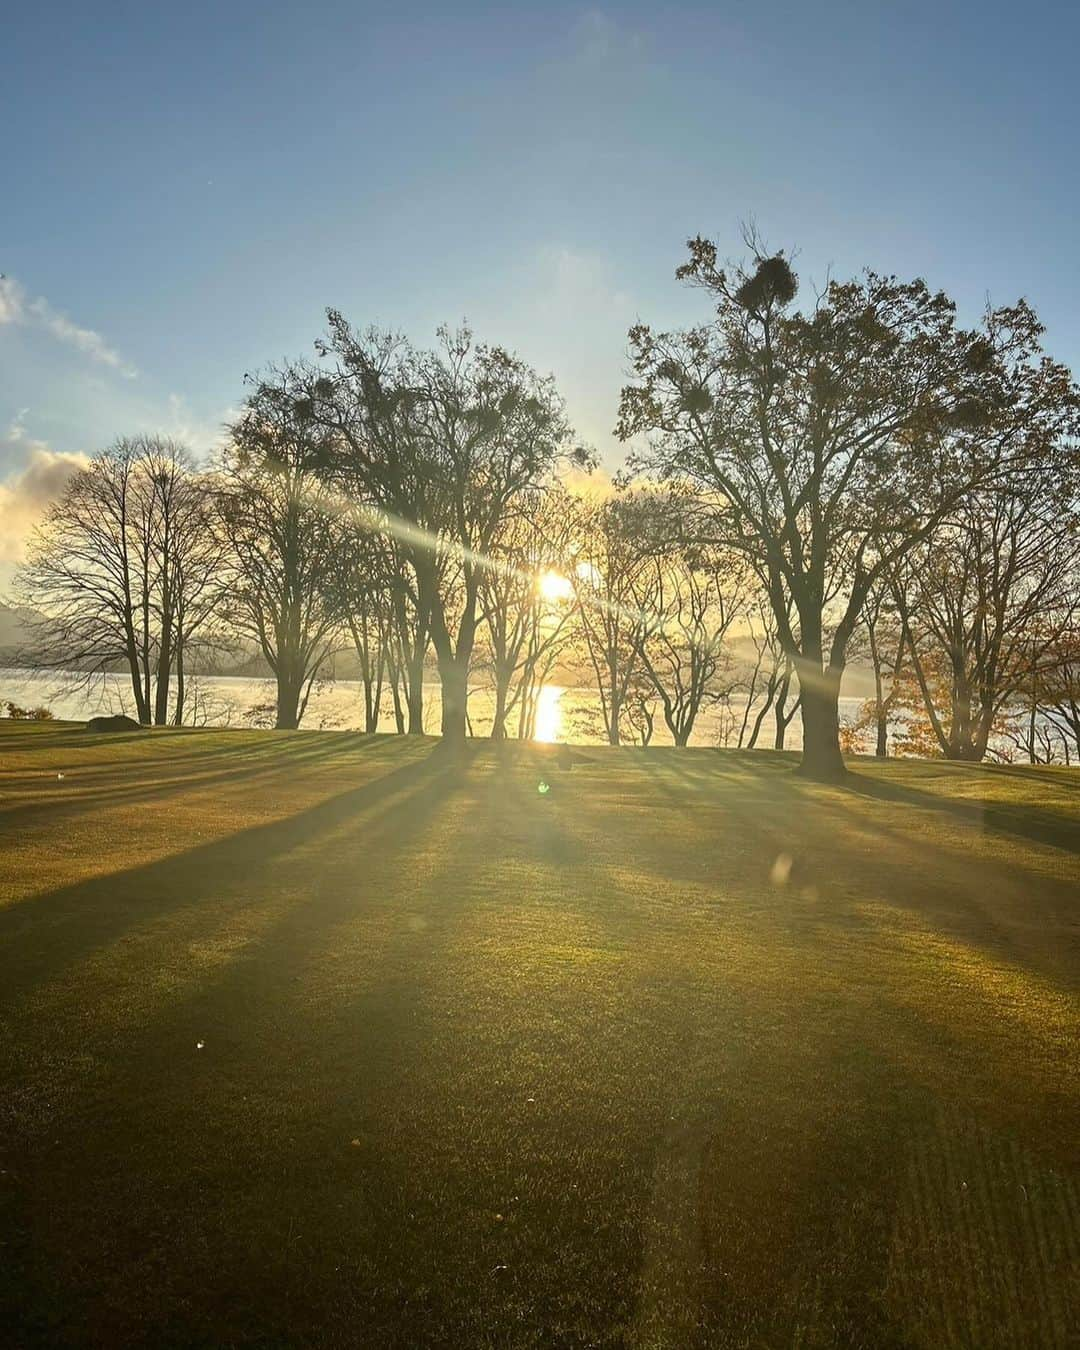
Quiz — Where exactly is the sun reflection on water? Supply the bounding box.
[534,685,564,743]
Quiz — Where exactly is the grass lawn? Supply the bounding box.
[1,722,1078,1348]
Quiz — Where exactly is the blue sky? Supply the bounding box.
[3,0,1079,584]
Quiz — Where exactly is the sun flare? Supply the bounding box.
[537,569,574,603]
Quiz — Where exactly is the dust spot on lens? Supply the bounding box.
[770,853,793,886]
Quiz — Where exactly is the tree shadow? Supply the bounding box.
[0,734,408,835]
[0,747,457,1002]
[842,770,1080,857]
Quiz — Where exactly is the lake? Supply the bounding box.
[0,665,873,750]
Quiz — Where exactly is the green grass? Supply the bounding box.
[1,722,1078,1348]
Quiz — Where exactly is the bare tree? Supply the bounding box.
[618,236,1079,778]
[738,595,802,750]
[478,486,579,740]
[219,427,347,731]
[1034,628,1080,762]
[571,495,649,746]
[17,436,222,725]
[248,319,589,745]
[853,578,906,758]
[893,482,1080,761]
[631,544,747,746]
[338,528,406,734]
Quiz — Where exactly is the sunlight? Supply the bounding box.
[534,684,564,743]
[574,560,601,587]
[537,569,574,603]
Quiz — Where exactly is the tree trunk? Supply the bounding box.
[875,710,888,758]
[747,674,778,750]
[173,635,186,727]
[439,660,468,744]
[154,591,174,725]
[385,646,406,733]
[796,669,846,780]
[868,625,887,759]
[490,670,510,741]
[390,678,405,734]
[363,685,379,734]
[405,646,425,735]
[607,692,622,746]
[125,642,150,725]
[361,656,382,734]
[275,665,302,730]
[773,664,794,749]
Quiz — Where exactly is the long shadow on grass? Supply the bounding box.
[0,735,407,837]
[0,752,493,1346]
[2,726,405,779]
[843,769,1080,857]
[647,748,1080,860]
[0,745,454,1003]
[607,751,1080,994]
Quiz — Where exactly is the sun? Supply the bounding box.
[537,569,574,603]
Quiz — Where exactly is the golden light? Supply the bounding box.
[534,685,564,743]
[574,560,601,588]
[537,569,574,603]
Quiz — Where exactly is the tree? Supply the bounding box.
[251,319,589,746]
[624,676,659,747]
[894,480,1080,761]
[856,579,906,757]
[338,528,404,734]
[381,538,430,735]
[737,595,802,751]
[571,495,649,746]
[477,486,579,740]
[147,445,230,725]
[18,436,222,725]
[631,543,746,746]
[220,418,348,731]
[1033,629,1080,763]
[618,236,1079,779]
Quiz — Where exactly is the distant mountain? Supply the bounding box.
[0,601,40,659]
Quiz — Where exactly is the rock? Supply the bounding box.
[556,744,587,770]
[86,714,143,732]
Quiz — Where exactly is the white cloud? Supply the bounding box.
[536,245,634,321]
[153,392,238,458]
[0,414,89,562]
[0,276,23,326]
[571,10,647,66]
[0,274,136,378]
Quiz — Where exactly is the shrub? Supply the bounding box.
[5,702,55,721]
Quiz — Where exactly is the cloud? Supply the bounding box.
[0,274,137,378]
[571,10,647,66]
[0,277,22,326]
[562,460,615,501]
[535,245,633,322]
[0,414,89,562]
[154,392,238,458]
